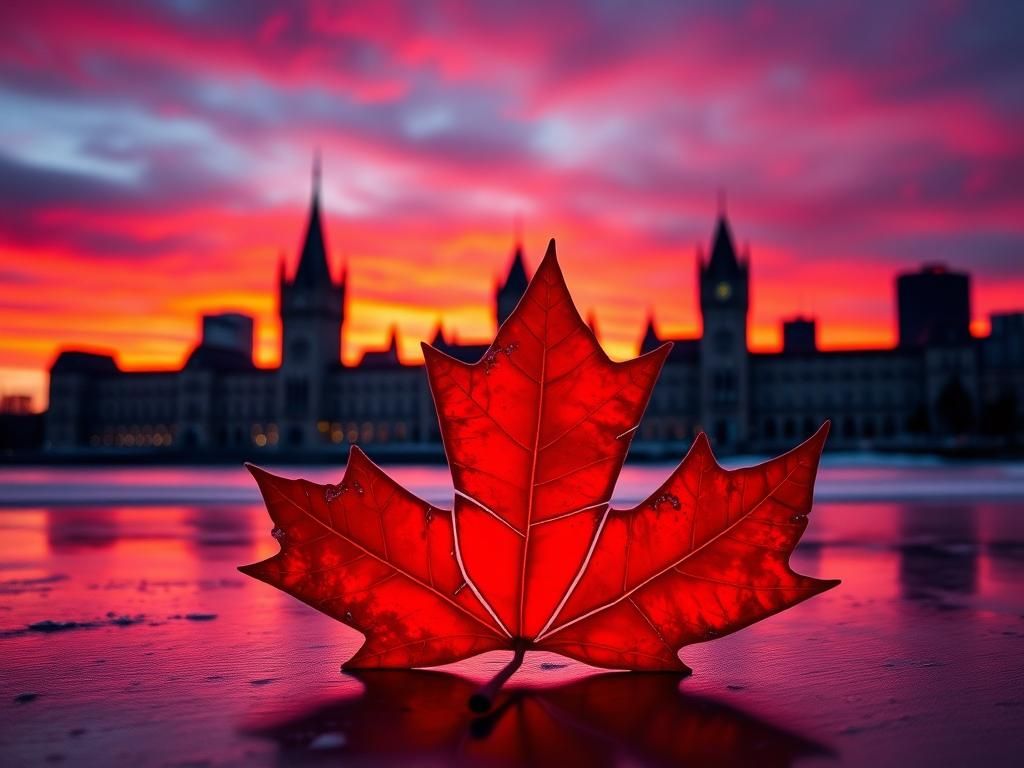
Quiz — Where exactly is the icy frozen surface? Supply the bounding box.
[1,464,1022,766]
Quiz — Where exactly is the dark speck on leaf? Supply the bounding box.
[540,662,568,670]
[727,684,746,691]
[251,678,276,686]
[184,613,218,621]
[651,493,681,511]
[14,693,38,704]
[483,341,519,374]
[323,483,347,503]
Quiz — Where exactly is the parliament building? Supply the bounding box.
[46,168,1024,456]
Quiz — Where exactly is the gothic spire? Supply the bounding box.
[640,312,661,354]
[430,321,447,348]
[706,208,742,279]
[293,150,332,288]
[500,241,529,295]
[313,148,322,199]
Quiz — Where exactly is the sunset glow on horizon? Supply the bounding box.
[2,0,1022,410]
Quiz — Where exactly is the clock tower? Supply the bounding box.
[278,153,346,448]
[698,208,750,448]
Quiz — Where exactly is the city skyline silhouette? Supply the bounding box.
[3,160,1021,414]
[2,1,1022,414]
[34,165,1023,457]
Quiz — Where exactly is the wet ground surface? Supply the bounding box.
[1,466,1023,766]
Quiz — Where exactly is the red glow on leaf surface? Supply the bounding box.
[241,240,838,671]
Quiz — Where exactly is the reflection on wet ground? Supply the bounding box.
[251,671,828,767]
[1,488,1023,766]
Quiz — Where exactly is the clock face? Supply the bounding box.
[715,281,732,301]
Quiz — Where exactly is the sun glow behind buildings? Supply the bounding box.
[1,1,1022,410]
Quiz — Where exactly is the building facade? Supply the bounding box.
[45,172,1024,456]
[638,215,1023,453]
[45,166,523,456]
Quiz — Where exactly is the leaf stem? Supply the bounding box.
[468,641,527,712]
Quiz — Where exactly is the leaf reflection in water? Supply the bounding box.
[248,670,831,767]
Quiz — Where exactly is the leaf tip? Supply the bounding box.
[648,339,674,365]
[245,462,273,484]
[533,238,562,280]
[420,340,440,367]
[340,645,376,670]
[237,561,266,581]
[690,430,714,459]
[421,339,465,370]
[344,442,376,478]
[803,420,831,455]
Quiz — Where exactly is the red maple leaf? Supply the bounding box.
[241,241,838,703]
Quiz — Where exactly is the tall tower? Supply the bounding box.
[896,263,971,348]
[496,240,529,328]
[278,153,346,448]
[698,206,750,449]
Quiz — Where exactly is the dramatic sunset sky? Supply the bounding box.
[1,0,1022,409]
